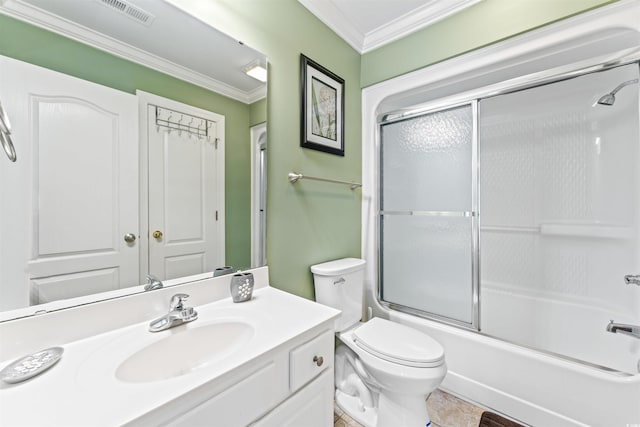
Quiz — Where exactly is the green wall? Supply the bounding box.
[361,0,617,87]
[250,98,267,126]
[0,14,252,269]
[180,0,363,299]
[1,0,620,301]
[178,0,619,300]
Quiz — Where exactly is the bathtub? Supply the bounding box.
[380,296,640,427]
[361,2,640,426]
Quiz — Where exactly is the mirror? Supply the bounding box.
[0,0,267,319]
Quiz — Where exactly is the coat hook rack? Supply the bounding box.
[288,172,362,190]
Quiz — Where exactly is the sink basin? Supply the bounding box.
[116,321,254,383]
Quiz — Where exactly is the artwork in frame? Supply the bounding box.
[300,54,345,156]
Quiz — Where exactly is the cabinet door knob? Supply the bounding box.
[152,230,163,239]
[313,355,324,367]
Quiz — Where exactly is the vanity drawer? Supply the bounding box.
[289,329,333,392]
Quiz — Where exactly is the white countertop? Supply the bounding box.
[0,286,340,426]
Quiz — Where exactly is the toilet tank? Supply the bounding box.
[311,258,366,332]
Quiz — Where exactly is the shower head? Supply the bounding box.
[596,93,616,106]
[597,78,638,106]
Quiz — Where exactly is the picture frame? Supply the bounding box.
[300,54,345,156]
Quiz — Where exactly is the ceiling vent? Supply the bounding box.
[96,0,155,26]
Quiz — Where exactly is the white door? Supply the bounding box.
[146,100,224,280]
[0,56,138,309]
[250,122,267,268]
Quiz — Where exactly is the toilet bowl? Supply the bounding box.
[311,258,447,427]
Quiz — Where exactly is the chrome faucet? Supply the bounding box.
[149,293,198,332]
[606,320,640,339]
[144,274,163,291]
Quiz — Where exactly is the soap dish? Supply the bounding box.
[0,347,64,384]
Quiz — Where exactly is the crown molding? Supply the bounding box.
[298,0,481,54]
[297,0,364,53]
[246,85,268,104]
[0,0,264,104]
[362,0,482,53]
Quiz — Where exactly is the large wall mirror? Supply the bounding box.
[0,0,267,319]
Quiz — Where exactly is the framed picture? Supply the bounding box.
[300,54,344,156]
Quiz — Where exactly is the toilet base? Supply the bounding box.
[336,389,433,427]
[377,392,432,427]
[335,389,377,427]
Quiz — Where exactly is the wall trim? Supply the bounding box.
[0,0,266,104]
[297,0,481,54]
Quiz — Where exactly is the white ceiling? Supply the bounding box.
[298,0,482,53]
[1,0,483,99]
[0,0,267,103]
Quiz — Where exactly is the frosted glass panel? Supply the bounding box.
[381,215,473,324]
[381,105,473,212]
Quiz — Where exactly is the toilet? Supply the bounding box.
[311,258,447,427]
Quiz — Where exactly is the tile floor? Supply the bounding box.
[334,389,485,427]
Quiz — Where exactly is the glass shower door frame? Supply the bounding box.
[377,100,480,330]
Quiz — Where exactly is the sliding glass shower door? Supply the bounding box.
[379,103,478,328]
[378,61,639,373]
[478,63,640,373]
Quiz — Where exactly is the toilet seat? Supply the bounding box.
[352,318,444,368]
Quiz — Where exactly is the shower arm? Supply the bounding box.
[608,79,639,96]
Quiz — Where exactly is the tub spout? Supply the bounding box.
[606,320,640,339]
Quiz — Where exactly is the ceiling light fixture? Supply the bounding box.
[243,59,267,82]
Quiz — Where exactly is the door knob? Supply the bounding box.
[123,233,136,243]
[152,230,163,239]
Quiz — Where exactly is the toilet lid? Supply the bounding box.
[352,318,444,368]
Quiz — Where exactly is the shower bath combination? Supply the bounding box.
[366,46,640,425]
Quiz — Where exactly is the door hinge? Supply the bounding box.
[215,137,219,149]
[215,210,218,221]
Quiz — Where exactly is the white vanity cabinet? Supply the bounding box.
[0,275,341,427]
[252,330,335,427]
[159,327,335,427]
[251,370,334,427]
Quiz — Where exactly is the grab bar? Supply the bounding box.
[0,101,16,162]
[288,172,362,190]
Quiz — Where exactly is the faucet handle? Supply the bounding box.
[144,274,163,291]
[169,293,190,311]
[180,306,198,322]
